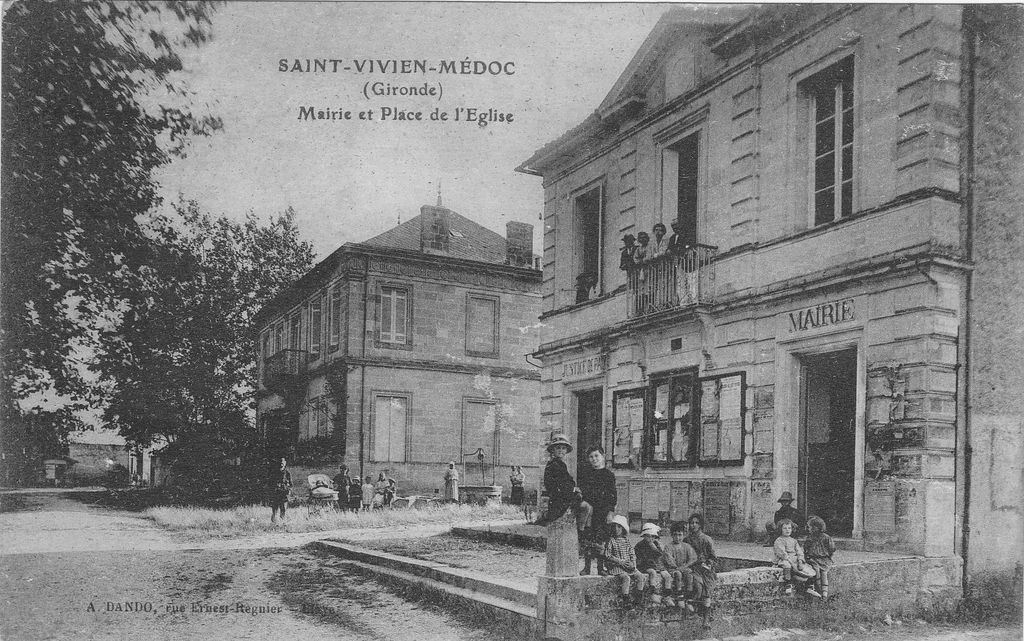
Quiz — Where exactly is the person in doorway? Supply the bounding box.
[578,445,617,575]
[268,457,292,524]
[443,461,459,503]
[635,522,680,606]
[539,433,580,525]
[360,475,375,511]
[765,491,801,545]
[684,513,718,627]
[803,516,836,599]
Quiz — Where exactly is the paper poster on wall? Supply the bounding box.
[656,482,670,511]
[615,397,630,428]
[628,397,644,428]
[628,481,643,514]
[655,384,669,419]
[673,403,689,419]
[719,376,742,418]
[701,380,720,419]
[642,481,659,518]
[701,420,719,459]
[719,418,743,460]
[670,482,689,521]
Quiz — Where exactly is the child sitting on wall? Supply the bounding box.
[773,518,815,595]
[635,522,681,606]
[803,515,835,599]
[664,520,698,612]
[595,514,646,608]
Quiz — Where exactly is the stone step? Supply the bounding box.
[313,540,537,608]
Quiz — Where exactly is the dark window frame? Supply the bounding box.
[375,282,414,350]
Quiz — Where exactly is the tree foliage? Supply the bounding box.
[98,201,314,450]
[1,1,221,449]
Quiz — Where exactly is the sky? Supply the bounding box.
[152,2,684,259]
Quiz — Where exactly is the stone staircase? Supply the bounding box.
[312,540,541,638]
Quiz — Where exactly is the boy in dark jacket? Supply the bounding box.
[579,445,617,575]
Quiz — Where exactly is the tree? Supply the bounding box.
[1,1,221,464]
[97,201,314,458]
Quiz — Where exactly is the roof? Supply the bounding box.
[362,207,511,265]
[517,5,751,176]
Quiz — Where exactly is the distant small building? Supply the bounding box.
[254,203,543,494]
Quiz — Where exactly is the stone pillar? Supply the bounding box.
[546,509,579,576]
[539,509,585,641]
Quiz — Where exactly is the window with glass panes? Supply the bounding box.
[645,370,698,466]
[379,286,409,345]
[309,298,322,357]
[807,57,854,226]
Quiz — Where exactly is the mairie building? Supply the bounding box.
[517,4,1022,596]
[254,203,543,495]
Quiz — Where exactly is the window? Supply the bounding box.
[373,394,408,462]
[288,313,300,350]
[309,297,322,357]
[698,372,745,465]
[614,371,746,468]
[329,285,342,351]
[646,370,698,466]
[378,285,410,346]
[463,400,498,466]
[573,185,603,302]
[805,56,854,226]
[466,295,498,357]
[661,132,700,247]
[274,321,285,354]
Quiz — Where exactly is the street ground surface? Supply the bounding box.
[1,489,1020,641]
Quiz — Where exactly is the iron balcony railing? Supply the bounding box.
[262,349,310,389]
[626,244,717,318]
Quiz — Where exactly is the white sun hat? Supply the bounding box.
[640,522,661,537]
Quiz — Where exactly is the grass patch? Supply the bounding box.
[145,502,523,537]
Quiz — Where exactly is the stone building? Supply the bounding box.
[518,4,1022,595]
[254,203,543,495]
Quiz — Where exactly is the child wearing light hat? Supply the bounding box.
[635,522,681,606]
[594,514,646,607]
[540,433,580,525]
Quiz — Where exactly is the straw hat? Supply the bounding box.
[610,514,629,533]
[778,491,795,503]
[640,522,661,537]
[546,433,573,453]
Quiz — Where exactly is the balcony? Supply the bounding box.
[626,244,717,318]
[263,349,310,390]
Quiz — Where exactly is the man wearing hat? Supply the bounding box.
[540,433,580,525]
[765,491,801,545]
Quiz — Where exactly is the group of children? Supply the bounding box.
[586,513,719,618]
[619,220,693,270]
[541,432,837,622]
[332,467,396,511]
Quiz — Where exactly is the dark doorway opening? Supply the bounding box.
[575,388,604,471]
[798,349,857,536]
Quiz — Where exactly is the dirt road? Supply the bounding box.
[0,490,501,641]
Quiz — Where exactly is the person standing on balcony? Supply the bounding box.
[650,223,669,258]
[633,232,651,264]
[619,234,637,270]
[667,220,688,255]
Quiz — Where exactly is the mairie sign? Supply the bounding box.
[788,298,855,333]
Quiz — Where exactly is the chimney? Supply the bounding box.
[420,205,450,254]
[505,221,534,267]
